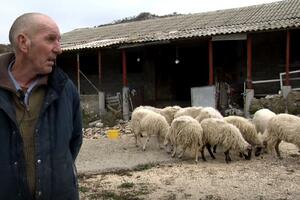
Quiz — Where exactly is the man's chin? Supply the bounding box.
[41,66,53,75]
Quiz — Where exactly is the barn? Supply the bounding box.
[58,0,300,120]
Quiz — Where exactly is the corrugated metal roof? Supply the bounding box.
[61,0,300,51]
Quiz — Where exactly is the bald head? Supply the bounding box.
[9,13,58,52]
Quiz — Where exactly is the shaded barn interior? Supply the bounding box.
[58,40,210,108]
[57,29,300,110]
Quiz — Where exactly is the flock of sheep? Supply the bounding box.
[130,105,300,163]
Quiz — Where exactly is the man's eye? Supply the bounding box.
[48,36,55,41]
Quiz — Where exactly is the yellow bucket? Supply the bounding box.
[106,129,120,139]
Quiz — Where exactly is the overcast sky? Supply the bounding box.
[0,0,280,44]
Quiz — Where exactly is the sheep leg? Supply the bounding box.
[134,128,143,147]
[194,145,199,163]
[171,145,177,158]
[163,137,173,153]
[224,150,232,163]
[134,134,138,147]
[142,135,150,151]
[138,134,144,147]
[200,146,207,162]
[213,145,217,153]
[206,144,216,159]
[157,134,163,149]
[275,139,282,159]
[134,132,142,147]
[178,145,187,159]
[267,138,277,156]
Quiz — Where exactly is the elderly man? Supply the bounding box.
[0,13,83,199]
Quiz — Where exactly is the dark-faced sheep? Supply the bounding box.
[200,118,252,163]
[224,116,264,156]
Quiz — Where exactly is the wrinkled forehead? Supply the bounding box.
[30,15,60,37]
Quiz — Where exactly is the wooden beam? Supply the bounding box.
[98,50,102,82]
[208,39,214,85]
[247,34,253,89]
[76,53,80,94]
[122,50,128,86]
[285,30,290,86]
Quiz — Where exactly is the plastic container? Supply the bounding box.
[106,129,120,139]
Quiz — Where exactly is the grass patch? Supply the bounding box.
[118,182,134,189]
[134,163,156,171]
[86,190,143,200]
[79,186,90,193]
[113,169,133,176]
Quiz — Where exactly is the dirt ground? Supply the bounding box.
[76,134,300,200]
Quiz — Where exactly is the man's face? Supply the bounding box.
[26,16,62,75]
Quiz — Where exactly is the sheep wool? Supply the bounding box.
[142,105,181,125]
[264,113,300,159]
[166,116,203,162]
[200,118,252,163]
[160,106,182,125]
[195,107,223,123]
[174,106,203,119]
[131,107,157,146]
[138,110,170,151]
[224,116,263,156]
[252,108,276,135]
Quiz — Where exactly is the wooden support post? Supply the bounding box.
[247,34,253,89]
[98,50,102,82]
[76,53,80,94]
[122,50,128,86]
[208,39,214,85]
[285,30,290,86]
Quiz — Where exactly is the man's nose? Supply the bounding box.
[53,42,62,55]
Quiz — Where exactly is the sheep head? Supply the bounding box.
[243,145,252,160]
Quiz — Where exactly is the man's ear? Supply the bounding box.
[17,34,30,53]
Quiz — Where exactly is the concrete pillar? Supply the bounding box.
[244,89,254,118]
[122,87,130,121]
[98,91,105,116]
[281,85,291,98]
[282,85,291,113]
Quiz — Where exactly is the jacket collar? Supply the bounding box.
[47,64,68,96]
[0,52,16,92]
[0,52,68,94]
[0,53,69,126]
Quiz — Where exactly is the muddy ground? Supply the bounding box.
[76,134,300,200]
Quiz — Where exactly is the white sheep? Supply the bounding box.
[224,116,264,156]
[252,108,276,135]
[200,118,252,163]
[174,106,203,119]
[132,108,170,151]
[195,107,223,123]
[130,107,156,147]
[264,113,300,159]
[164,116,203,162]
[142,105,181,125]
[160,106,182,125]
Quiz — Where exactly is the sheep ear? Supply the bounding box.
[247,145,252,151]
[263,140,268,147]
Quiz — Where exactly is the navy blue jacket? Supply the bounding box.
[0,53,83,200]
